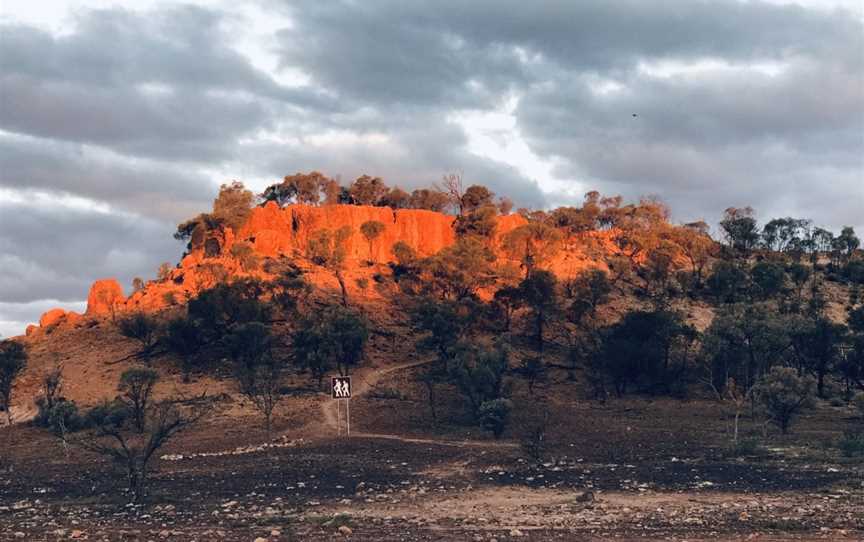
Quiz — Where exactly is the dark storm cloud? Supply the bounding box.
[243,108,548,208]
[0,133,215,220]
[1,0,862,335]
[275,0,860,104]
[272,0,862,231]
[0,198,180,305]
[0,7,338,162]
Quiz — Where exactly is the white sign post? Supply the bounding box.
[331,376,351,437]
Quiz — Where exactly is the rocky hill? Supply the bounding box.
[22,202,626,338]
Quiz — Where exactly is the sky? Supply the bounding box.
[0,0,862,337]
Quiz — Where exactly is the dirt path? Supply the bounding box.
[320,357,433,434]
[318,359,518,448]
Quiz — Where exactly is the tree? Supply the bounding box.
[119,368,159,434]
[228,322,283,432]
[157,263,173,281]
[755,367,815,434]
[212,181,254,232]
[700,304,791,396]
[761,217,809,254]
[261,171,332,206]
[380,187,410,209]
[408,188,450,212]
[454,205,498,239]
[422,237,496,299]
[502,223,564,278]
[562,269,612,384]
[269,267,312,320]
[497,197,514,216]
[835,226,861,263]
[750,262,787,299]
[670,222,714,290]
[349,175,388,205]
[187,279,269,340]
[707,261,748,303]
[307,226,353,306]
[479,398,512,439]
[720,207,760,255]
[74,395,209,503]
[600,309,697,396]
[132,277,145,292]
[493,285,523,332]
[0,340,26,425]
[118,313,161,358]
[789,317,846,398]
[461,185,494,214]
[440,173,464,214]
[446,339,510,418]
[292,306,368,388]
[517,357,546,395]
[518,270,559,352]
[360,220,386,264]
[724,377,757,445]
[165,317,203,382]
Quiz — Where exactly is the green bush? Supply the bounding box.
[83,400,130,429]
[35,398,84,434]
[837,429,864,457]
[478,398,512,439]
[755,367,815,434]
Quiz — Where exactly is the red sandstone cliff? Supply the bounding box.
[31,204,620,334]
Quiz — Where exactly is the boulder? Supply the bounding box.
[65,311,85,327]
[85,279,125,316]
[38,308,66,328]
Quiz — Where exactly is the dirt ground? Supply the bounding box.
[2,354,863,542]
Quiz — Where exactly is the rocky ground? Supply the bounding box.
[2,419,862,542]
[3,334,863,541]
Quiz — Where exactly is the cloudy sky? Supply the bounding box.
[1,0,862,337]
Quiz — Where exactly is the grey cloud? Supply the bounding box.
[243,109,548,209]
[0,200,181,305]
[0,133,216,220]
[275,0,860,105]
[0,7,338,162]
[0,300,87,339]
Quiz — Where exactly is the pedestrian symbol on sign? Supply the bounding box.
[332,376,351,399]
[331,376,352,437]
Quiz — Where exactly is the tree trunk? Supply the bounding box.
[336,270,349,307]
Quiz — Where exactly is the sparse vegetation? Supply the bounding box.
[0,340,26,425]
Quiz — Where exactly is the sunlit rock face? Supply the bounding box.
[85,279,125,316]
[35,203,626,333]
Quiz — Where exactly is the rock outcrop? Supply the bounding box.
[86,279,126,316]
[31,204,621,334]
[39,308,66,328]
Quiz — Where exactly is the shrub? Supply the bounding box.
[83,399,130,428]
[755,367,815,434]
[118,312,161,356]
[478,398,512,439]
[0,340,27,425]
[837,429,864,457]
[35,397,84,434]
[724,438,764,458]
[854,393,864,418]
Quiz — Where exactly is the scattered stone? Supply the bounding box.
[338,525,353,536]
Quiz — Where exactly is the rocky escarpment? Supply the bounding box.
[27,203,618,336]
